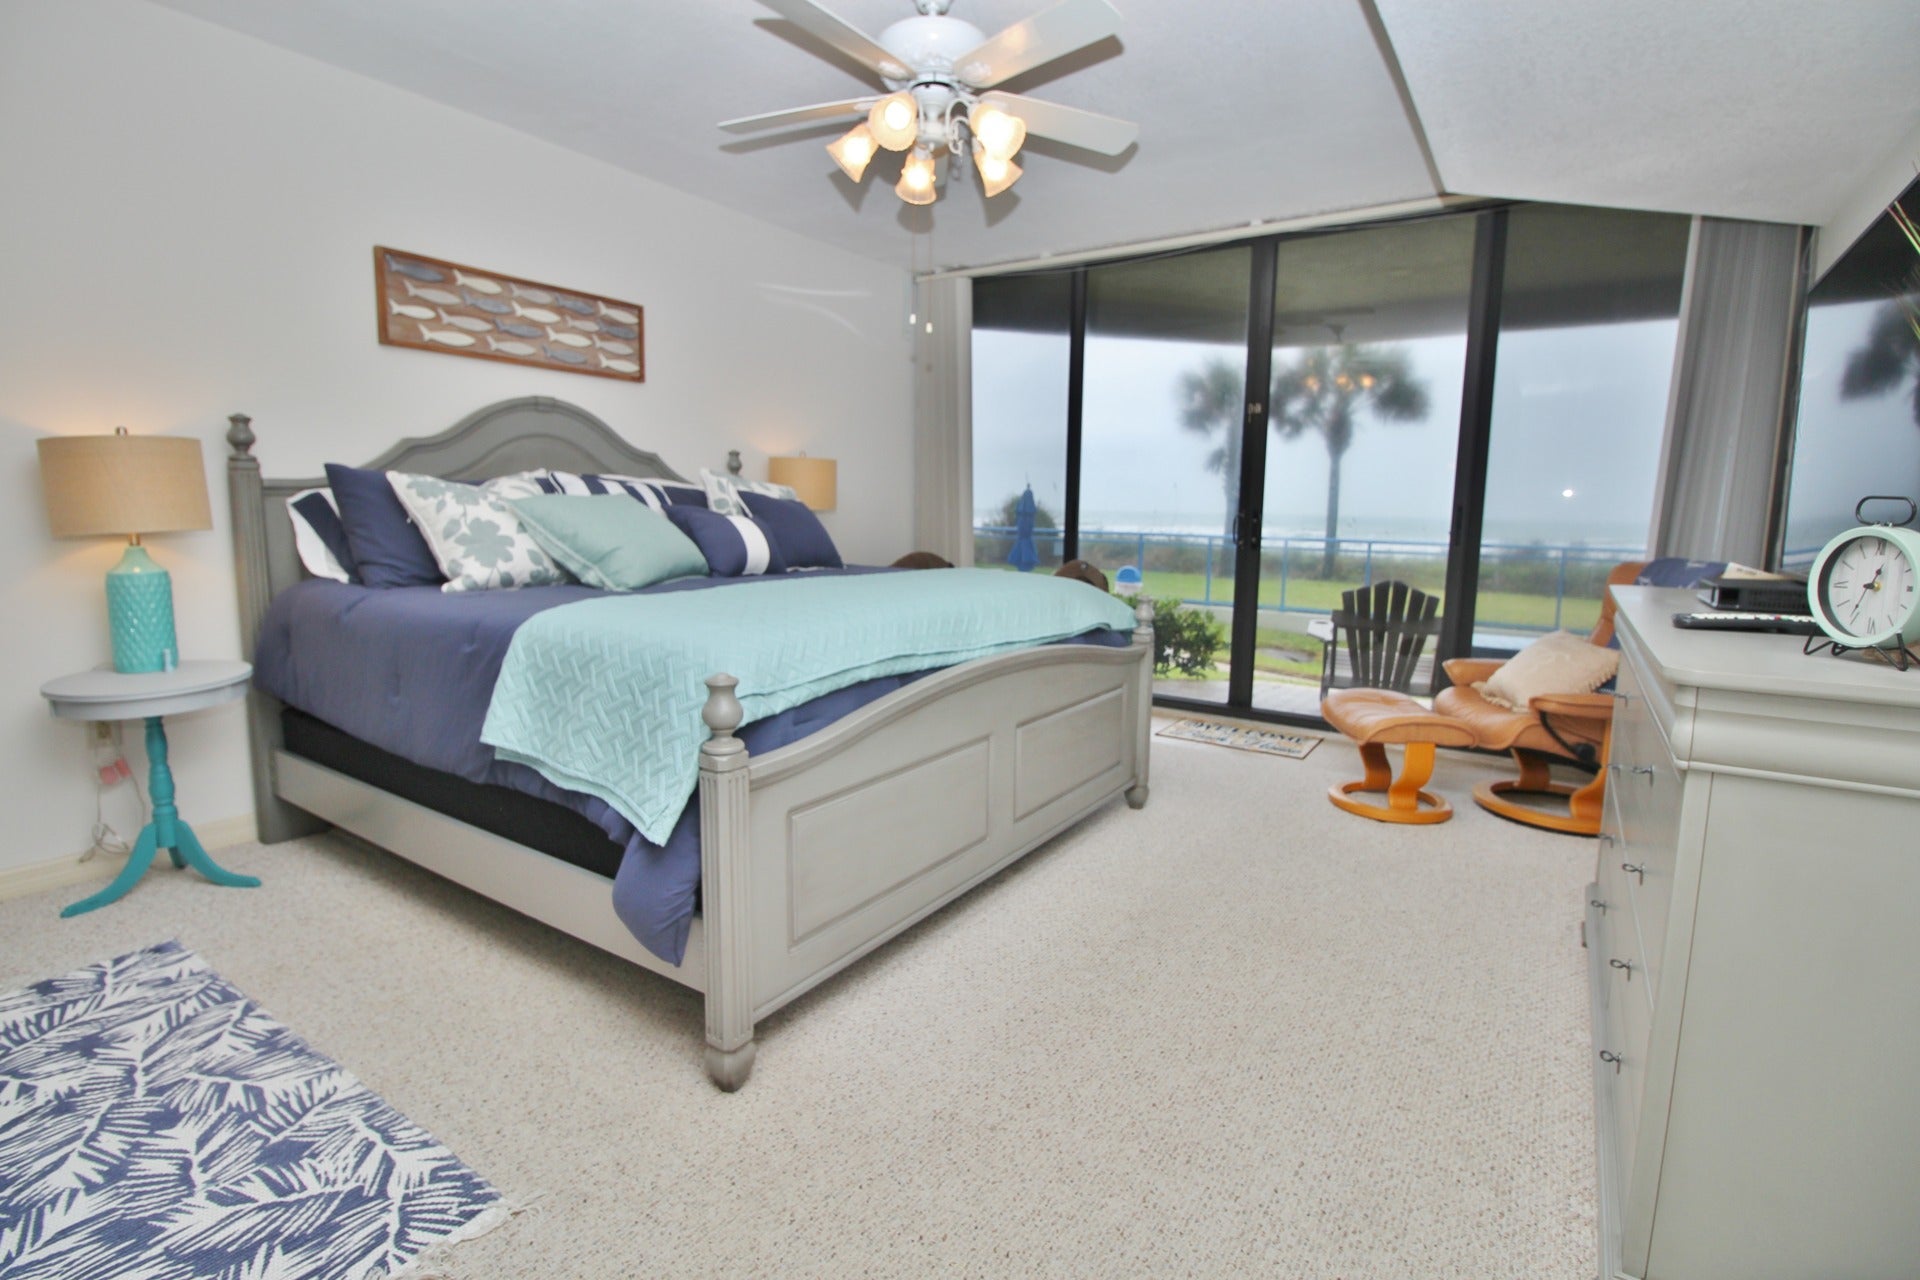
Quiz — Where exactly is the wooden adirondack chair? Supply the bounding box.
[1318,580,1443,699]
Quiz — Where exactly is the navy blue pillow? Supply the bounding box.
[289,489,359,582]
[740,492,844,570]
[663,505,787,577]
[325,463,443,588]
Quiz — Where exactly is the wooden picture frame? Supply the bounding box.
[374,247,644,382]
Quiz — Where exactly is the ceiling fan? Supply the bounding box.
[719,0,1138,205]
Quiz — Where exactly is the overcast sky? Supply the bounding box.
[974,317,1682,549]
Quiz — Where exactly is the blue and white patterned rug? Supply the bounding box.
[0,942,506,1279]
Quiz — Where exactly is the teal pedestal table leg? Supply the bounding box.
[62,715,260,917]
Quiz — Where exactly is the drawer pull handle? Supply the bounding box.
[1599,1050,1623,1074]
[1610,958,1635,982]
[1631,764,1657,784]
[1590,897,1608,914]
[1614,691,1633,706]
[1598,831,1618,847]
[1622,862,1646,884]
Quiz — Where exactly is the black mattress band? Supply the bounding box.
[281,709,624,881]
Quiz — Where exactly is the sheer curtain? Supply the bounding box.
[912,275,975,565]
[1648,216,1810,564]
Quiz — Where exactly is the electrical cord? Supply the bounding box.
[84,722,146,862]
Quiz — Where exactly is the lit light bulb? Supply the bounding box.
[826,123,878,182]
[895,147,938,205]
[1562,488,1576,499]
[970,100,1027,159]
[973,144,1022,197]
[869,92,919,151]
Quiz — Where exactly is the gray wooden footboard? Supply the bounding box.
[697,610,1154,1089]
[227,400,1153,1091]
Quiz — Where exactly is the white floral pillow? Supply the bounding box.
[700,466,796,517]
[387,472,570,592]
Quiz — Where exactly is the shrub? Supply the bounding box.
[1151,597,1226,677]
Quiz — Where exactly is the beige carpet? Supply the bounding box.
[2,725,1597,1278]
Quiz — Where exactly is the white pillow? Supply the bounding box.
[386,472,569,592]
[286,488,351,582]
[700,466,795,516]
[1476,630,1620,711]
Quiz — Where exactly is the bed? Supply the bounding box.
[227,396,1154,1089]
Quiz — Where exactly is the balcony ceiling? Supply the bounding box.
[150,0,1920,273]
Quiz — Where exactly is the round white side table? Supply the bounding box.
[41,659,259,917]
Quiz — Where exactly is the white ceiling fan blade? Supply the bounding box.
[955,0,1122,89]
[753,0,911,81]
[719,98,872,134]
[984,91,1137,156]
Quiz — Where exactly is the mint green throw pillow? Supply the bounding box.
[508,495,708,591]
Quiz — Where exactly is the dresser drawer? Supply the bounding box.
[1605,678,1683,992]
[1592,907,1649,1182]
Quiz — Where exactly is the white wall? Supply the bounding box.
[0,0,915,874]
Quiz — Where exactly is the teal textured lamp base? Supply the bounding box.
[63,715,259,917]
[106,542,178,674]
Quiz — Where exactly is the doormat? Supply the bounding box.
[1155,718,1322,759]
[0,941,508,1279]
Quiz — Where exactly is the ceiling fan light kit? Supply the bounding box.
[973,145,1021,197]
[721,0,1138,208]
[896,147,941,204]
[826,122,879,181]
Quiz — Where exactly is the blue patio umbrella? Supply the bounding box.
[1007,484,1039,572]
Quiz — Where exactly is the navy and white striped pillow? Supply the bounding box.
[287,488,357,583]
[537,470,707,511]
[663,505,787,577]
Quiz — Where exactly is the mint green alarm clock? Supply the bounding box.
[1808,496,1920,649]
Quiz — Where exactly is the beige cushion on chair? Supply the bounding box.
[1477,630,1620,711]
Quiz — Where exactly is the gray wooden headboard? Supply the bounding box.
[226,395,688,841]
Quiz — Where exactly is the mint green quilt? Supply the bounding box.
[480,570,1139,844]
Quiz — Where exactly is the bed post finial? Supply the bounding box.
[227,412,256,460]
[698,672,755,1090]
[701,674,744,747]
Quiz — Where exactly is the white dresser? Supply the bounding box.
[1588,587,1920,1280]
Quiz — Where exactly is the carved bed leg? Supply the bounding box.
[699,675,756,1091]
[1126,599,1154,809]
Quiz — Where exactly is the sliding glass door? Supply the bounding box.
[971,201,1692,725]
[1253,217,1475,712]
[1079,246,1253,704]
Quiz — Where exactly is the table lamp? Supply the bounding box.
[38,427,212,673]
[767,454,837,512]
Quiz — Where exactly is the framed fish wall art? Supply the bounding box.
[374,247,644,382]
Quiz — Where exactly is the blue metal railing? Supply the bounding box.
[972,526,1645,634]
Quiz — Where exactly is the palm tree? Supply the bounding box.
[1177,358,1246,538]
[1841,197,1920,425]
[1269,343,1429,576]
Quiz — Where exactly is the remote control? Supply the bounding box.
[1671,610,1824,635]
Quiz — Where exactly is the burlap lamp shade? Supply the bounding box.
[38,429,212,672]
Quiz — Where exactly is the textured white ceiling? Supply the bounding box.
[146,0,1920,272]
[1374,0,1920,227]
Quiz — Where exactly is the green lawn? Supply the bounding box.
[1126,570,1604,635]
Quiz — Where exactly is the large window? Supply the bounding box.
[1781,176,1920,569]
[972,201,1693,724]
[1474,206,1689,647]
[972,273,1071,573]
